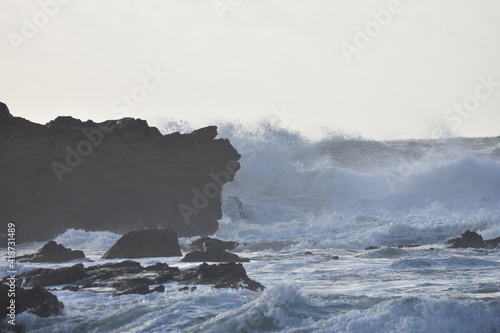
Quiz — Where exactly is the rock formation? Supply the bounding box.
[0,101,12,118]
[1,284,64,320]
[0,103,240,243]
[175,262,264,291]
[182,238,249,262]
[187,236,239,252]
[6,260,264,293]
[102,229,182,259]
[17,241,86,263]
[446,231,500,249]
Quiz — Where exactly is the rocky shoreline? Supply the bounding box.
[1,257,263,333]
[1,231,265,330]
[5,260,265,295]
[3,229,498,326]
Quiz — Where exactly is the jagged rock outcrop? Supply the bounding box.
[187,236,239,252]
[113,284,166,297]
[446,231,500,249]
[0,103,240,243]
[17,241,86,263]
[8,260,176,294]
[175,262,264,291]
[0,101,12,118]
[6,260,264,293]
[182,238,249,262]
[1,284,64,320]
[102,229,182,259]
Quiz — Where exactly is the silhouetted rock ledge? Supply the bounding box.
[0,101,12,118]
[0,103,241,243]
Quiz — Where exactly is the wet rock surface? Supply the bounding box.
[182,237,248,263]
[3,260,263,295]
[1,284,64,319]
[187,237,239,252]
[175,262,264,291]
[102,229,182,259]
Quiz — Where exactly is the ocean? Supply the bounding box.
[3,123,500,332]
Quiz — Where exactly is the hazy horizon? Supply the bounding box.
[1,0,499,141]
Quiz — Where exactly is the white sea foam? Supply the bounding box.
[190,283,315,333]
[211,125,500,249]
[53,229,122,250]
[289,296,500,333]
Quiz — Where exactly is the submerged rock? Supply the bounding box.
[0,104,241,243]
[222,196,251,221]
[446,231,500,249]
[358,247,409,259]
[182,239,249,263]
[112,283,157,296]
[18,241,86,263]
[364,244,421,251]
[102,229,182,259]
[178,286,197,292]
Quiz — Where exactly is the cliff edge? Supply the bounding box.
[0,102,240,243]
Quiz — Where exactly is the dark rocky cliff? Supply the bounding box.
[0,102,240,243]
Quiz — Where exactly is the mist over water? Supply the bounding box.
[157,117,500,250]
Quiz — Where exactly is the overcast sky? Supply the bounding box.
[1,0,499,140]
